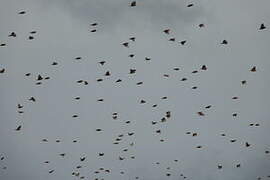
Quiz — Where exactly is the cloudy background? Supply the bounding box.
[0,0,270,180]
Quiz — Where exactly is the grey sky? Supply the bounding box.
[0,0,270,180]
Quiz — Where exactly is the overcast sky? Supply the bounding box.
[0,0,270,180]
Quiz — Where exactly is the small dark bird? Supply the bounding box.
[25,73,31,76]
[75,97,80,100]
[122,42,129,47]
[152,104,157,107]
[18,11,26,14]
[250,66,257,72]
[180,40,186,45]
[72,115,78,118]
[48,170,54,174]
[0,43,6,47]
[169,38,175,41]
[28,36,34,40]
[187,3,194,7]
[241,80,247,85]
[77,80,83,83]
[192,70,198,73]
[166,173,171,176]
[90,29,97,32]
[230,139,236,143]
[163,29,170,34]
[192,86,197,89]
[37,74,43,81]
[91,23,98,26]
[232,113,237,117]
[97,98,104,102]
[201,65,207,70]
[97,78,103,82]
[0,157,4,161]
[199,23,205,28]
[205,105,211,109]
[197,112,205,116]
[174,67,180,71]
[96,129,102,132]
[52,62,58,65]
[119,156,124,160]
[59,153,66,157]
[29,97,36,102]
[181,78,187,81]
[99,61,106,65]
[0,69,5,73]
[9,32,16,37]
[30,31,37,34]
[196,145,202,149]
[259,23,266,30]
[129,54,135,58]
[116,79,122,82]
[129,69,136,74]
[218,165,222,169]
[245,142,251,147]
[84,81,88,85]
[105,71,111,76]
[221,40,228,44]
[15,125,22,131]
[75,57,82,60]
[128,132,134,136]
[236,164,241,168]
[130,37,136,41]
[152,121,157,125]
[156,130,161,134]
[140,100,146,104]
[17,104,23,109]
[130,1,136,7]
[136,82,143,85]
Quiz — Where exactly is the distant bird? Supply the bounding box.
[116,79,122,82]
[37,74,43,81]
[15,125,22,131]
[99,61,106,65]
[218,165,222,169]
[91,23,98,26]
[28,36,34,40]
[205,105,211,109]
[129,54,135,58]
[173,67,180,71]
[105,71,111,76]
[8,32,16,37]
[52,62,58,65]
[29,97,36,102]
[250,66,257,72]
[169,38,175,42]
[49,170,54,174]
[129,69,136,74]
[25,73,31,76]
[180,40,186,45]
[163,29,170,34]
[0,68,5,73]
[241,80,247,85]
[0,43,6,47]
[96,129,102,132]
[201,65,207,70]
[90,29,97,32]
[245,142,251,147]
[129,37,136,41]
[192,70,198,74]
[75,57,82,60]
[259,23,266,30]
[59,153,66,157]
[122,42,129,47]
[30,31,37,34]
[18,11,26,14]
[199,23,205,28]
[221,40,228,44]
[187,3,194,7]
[236,164,241,168]
[197,112,205,116]
[181,78,187,81]
[130,1,136,7]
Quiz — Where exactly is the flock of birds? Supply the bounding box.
[0,1,269,180]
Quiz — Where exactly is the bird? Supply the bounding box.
[129,69,136,74]
[245,142,251,147]
[28,36,34,40]
[105,71,111,76]
[187,3,194,7]
[205,105,212,109]
[199,23,205,28]
[241,80,247,85]
[52,62,58,65]
[129,37,136,41]
[90,29,97,32]
[8,32,16,37]
[49,170,54,174]
[99,153,104,156]
[236,164,241,168]
[250,66,257,72]
[130,1,136,7]
[201,65,207,70]
[30,31,37,34]
[180,40,186,45]
[218,165,222,169]
[99,61,106,65]
[122,42,129,47]
[221,40,228,44]
[18,11,26,14]
[15,125,22,131]
[169,38,175,42]
[37,74,43,81]
[197,112,205,116]
[259,23,266,30]
[91,23,98,26]
[163,29,170,34]
[29,97,36,102]
[0,43,6,47]
[0,68,5,73]
[25,73,31,76]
